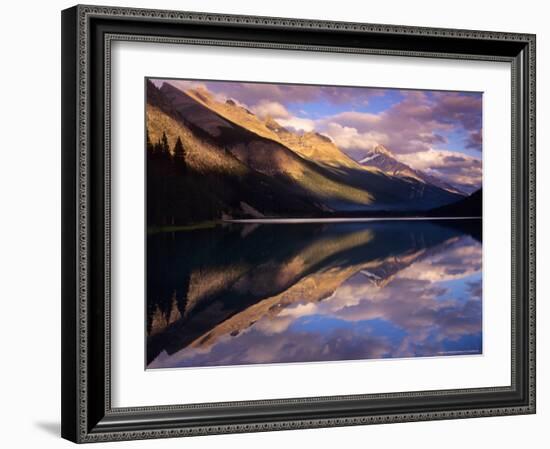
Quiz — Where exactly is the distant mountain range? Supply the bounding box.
[146,80,468,224]
[359,144,465,195]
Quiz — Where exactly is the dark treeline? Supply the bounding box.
[146,129,227,227]
[146,128,321,228]
[147,130,187,161]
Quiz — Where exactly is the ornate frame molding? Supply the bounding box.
[61,4,536,443]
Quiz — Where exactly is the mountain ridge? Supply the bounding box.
[146,80,465,224]
[183,85,367,171]
[158,82,378,207]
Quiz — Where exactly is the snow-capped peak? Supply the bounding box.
[372,144,394,157]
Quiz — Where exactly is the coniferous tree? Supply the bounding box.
[161,131,169,157]
[173,136,186,162]
[153,139,163,157]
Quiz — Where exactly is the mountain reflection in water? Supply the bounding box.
[146,220,482,368]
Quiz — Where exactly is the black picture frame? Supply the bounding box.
[61,4,536,443]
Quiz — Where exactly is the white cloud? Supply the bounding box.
[251,100,291,119]
[323,111,381,128]
[277,116,316,133]
[397,149,482,191]
[323,122,388,151]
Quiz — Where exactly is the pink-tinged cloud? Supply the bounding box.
[166,80,381,108]
[398,149,482,194]
[320,90,482,157]
[324,123,388,151]
[466,129,483,150]
[432,92,483,131]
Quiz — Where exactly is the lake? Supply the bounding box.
[146,219,482,369]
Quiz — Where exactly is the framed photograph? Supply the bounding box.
[61,4,536,443]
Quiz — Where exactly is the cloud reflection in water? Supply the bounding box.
[148,222,482,369]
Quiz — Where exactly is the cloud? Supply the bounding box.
[206,82,320,105]
[323,111,381,129]
[323,123,388,151]
[432,92,483,130]
[195,82,381,108]
[251,100,291,119]
[398,240,482,282]
[319,90,482,157]
[397,149,482,193]
[158,79,231,105]
[277,117,316,133]
[466,129,483,151]
[467,279,482,301]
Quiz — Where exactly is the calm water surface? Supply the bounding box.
[146,220,482,369]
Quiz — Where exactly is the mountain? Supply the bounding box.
[146,80,465,225]
[157,82,375,208]
[428,188,482,217]
[146,94,323,226]
[185,87,376,171]
[359,144,421,180]
[359,144,465,195]
[264,117,362,169]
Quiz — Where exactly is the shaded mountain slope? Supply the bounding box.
[429,188,482,217]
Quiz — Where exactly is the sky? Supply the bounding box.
[153,79,483,192]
